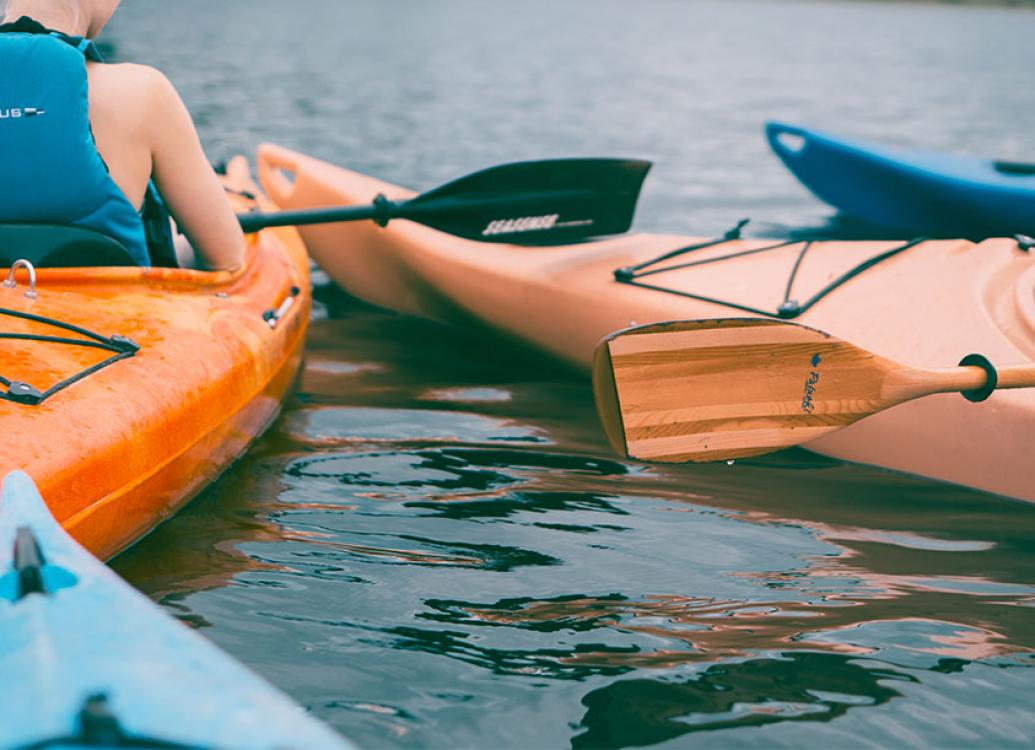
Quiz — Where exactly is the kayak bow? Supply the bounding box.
[0,470,354,750]
[766,121,1035,238]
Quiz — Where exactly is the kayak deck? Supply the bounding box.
[0,471,352,750]
[0,179,310,560]
[258,143,1035,502]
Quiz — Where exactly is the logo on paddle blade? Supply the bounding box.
[482,214,560,236]
[801,354,821,414]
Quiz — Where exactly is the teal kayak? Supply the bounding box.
[0,471,354,750]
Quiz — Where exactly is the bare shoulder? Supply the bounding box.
[88,62,192,145]
[88,62,178,104]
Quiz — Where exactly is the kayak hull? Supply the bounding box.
[0,167,310,560]
[766,121,1035,238]
[0,471,353,750]
[257,144,1035,503]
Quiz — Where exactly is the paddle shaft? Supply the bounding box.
[895,363,1035,400]
[237,190,603,234]
[239,203,379,233]
[995,365,1035,388]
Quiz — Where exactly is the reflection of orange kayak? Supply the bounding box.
[258,144,1035,503]
[0,164,310,560]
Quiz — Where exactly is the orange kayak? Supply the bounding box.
[257,143,1035,503]
[0,161,310,560]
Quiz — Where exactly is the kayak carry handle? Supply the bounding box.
[766,121,809,161]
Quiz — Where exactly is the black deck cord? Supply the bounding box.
[0,333,119,350]
[614,218,752,280]
[0,307,139,406]
[613,219,928,319]
[0,306,117,345]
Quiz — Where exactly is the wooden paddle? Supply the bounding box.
[238,157,651,244]
[592,317,1035,463]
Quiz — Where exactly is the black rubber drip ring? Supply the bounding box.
[372,194,394,228]
[959,354,998,403]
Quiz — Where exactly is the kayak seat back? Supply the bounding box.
[0,223,140,268]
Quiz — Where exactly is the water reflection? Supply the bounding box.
[375,624,639,681]
[283,407,550,446]
[412,583,1034,667]
[572,652,916,748]
[407,490,630,526]
[290,533,560,572]
[287,451,520,496]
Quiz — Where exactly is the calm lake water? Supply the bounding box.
[107,1,1035,747]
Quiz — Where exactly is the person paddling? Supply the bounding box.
[0,0,244,270]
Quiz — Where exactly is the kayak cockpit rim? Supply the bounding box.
[0,235,266,289]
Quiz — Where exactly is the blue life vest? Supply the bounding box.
[0,20,153,266]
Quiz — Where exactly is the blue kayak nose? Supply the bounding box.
[766,120,1035,239]
[0,470,355,750]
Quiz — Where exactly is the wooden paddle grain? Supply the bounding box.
[594,318,999,463]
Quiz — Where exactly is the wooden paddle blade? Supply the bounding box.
[592,318,910,463]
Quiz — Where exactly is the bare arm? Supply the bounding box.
[146,70,244,271]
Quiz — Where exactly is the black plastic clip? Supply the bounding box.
[77,693,129,747]
[372,193,395,228]
[14,526,47,600]
[109,335,140,354]
[959,353,998,403]
[6,381,43,405]
[776,300,802,319]
[614,267,636,283]
[725,218,751,241]
[1015,234,1035,253]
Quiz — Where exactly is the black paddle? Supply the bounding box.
[237,158,651,244]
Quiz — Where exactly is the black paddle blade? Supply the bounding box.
[398,158,651,244]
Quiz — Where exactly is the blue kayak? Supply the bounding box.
[0,471,355,750]
[766,121,1035,238]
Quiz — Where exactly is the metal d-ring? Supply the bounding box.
[3,259,38,300]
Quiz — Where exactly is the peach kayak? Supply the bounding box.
[0,162,310,560]
[257,144,1035,503]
